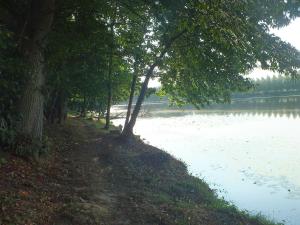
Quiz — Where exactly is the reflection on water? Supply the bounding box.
[112,96,300,119]
[143,108,300,119]
[112,106,300,225]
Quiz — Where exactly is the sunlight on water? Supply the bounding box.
[113,110,300,225]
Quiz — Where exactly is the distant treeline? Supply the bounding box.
[143,76,300,104]
[233,76,300,99]
[134,76,300,112]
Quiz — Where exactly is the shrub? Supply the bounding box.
[0,116,17,149]
[0,116,50,159]
[14,134,50,159]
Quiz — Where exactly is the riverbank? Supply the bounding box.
[0,118,281,225]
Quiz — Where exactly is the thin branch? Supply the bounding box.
[155,28,188,65]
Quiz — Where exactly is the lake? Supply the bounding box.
[112,106,300,225]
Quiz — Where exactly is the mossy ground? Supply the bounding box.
[0,118,282,225]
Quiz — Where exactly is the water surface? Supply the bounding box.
[113,108,300,225]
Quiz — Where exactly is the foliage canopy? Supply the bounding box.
[0,0,300,141]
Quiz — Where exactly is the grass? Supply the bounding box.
[88,118,283,225]
[77,114,121,134]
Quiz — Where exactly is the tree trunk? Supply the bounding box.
[19,46,45,140]
[98,102,102,121]
[105,85,112,129]
[47,90,59,124]
[105,24,114,130]
[80,95,86,117]
[121,64,156,137]
[18,0,55,141]
[124,69,137,128]
[105,63,113,129]
[57,89,67,124]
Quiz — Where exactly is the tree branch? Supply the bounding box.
[155,28,188,65]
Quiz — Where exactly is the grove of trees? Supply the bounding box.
[231,75,300,99]
[254,76,300,93]
[1,0,300,155]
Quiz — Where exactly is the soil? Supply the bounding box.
[0,118,278,225]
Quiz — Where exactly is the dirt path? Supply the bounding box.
[0,119,118,225]
[48,119,120,225]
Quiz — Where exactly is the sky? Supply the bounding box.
[249,17,300,79]
[273,17,300,50]
[148,18,300,87]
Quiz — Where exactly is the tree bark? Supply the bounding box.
[19,46,45,140]
[124,64,138,128]
[18,0,55,141]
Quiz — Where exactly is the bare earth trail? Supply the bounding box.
[0,118,278,225]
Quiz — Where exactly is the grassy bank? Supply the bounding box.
[0,118,282,225]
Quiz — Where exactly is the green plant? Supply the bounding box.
[0,116,17,148]
[14,134,50,159]
[0,157,7,166]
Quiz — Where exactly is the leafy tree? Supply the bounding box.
[121,0,300,137]
[1,0,300,148]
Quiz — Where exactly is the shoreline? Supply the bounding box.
[0,118,281,225]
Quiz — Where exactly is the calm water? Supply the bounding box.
[112,107,300,225]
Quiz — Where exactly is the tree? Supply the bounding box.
[100,0,151,129]
[1,0,300,146]
[124,61,138,127]
[121,0,300,137]
[0,0,55,140]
